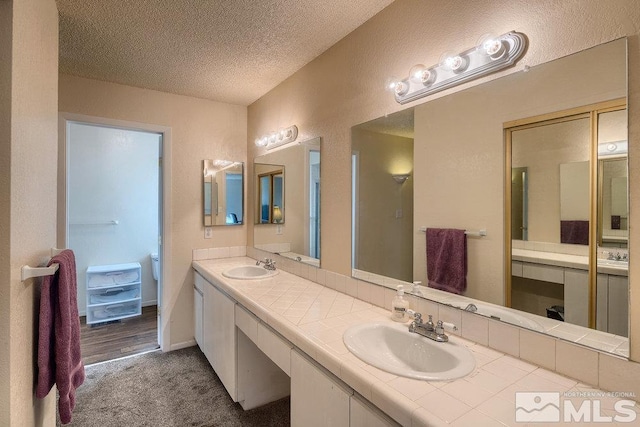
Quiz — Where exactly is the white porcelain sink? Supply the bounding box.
[343,322,475,381]
[469,303,545,332]
[222,265,278,280]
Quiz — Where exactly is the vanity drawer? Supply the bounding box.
[235,305,259,343]
[511,261,524,277]
[522,263,564,284]
[257,323,293,376]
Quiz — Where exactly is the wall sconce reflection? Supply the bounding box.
[392,173,411,184]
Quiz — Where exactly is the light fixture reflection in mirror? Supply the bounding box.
[202,159,244,226]
[392,173,410,184]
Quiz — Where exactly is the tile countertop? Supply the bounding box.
[512,248,628,276]
[193,257,637,426]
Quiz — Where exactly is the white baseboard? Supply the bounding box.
[170,339,196,351]
[142,300,157,307]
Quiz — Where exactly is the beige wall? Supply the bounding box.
[0,0,59,425]
[352,128,413,281]
[58,75,247,349]
[0,2,12,422]
[247,0,640,359]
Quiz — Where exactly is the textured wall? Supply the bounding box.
[58,75,247,349]
[0,2,12,424]
[247,0,640,359]
[2,0,59,425]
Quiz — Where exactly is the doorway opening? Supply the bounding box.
[61,115,171,365]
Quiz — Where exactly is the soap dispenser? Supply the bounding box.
[412,281,424,297]
[391,285,410,322]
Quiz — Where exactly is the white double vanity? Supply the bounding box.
[192,256,630,426]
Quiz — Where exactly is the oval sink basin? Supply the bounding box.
[222,265,278,280]
[343,322,475,381]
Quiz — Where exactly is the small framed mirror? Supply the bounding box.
[203,160,244,226]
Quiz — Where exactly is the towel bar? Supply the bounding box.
[21,264,59,281]
[20,248,66,281]
[419,227,487,237]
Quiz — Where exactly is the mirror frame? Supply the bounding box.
[504,98,627,328]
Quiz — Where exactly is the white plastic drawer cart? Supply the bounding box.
[86,262,142,324]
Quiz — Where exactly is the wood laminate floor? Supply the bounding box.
[80,305,159,365]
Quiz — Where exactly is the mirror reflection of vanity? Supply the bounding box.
[254,137,321,267]
[350,38,629,357]
[203,160,244,226]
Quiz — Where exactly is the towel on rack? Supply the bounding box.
[560,220,589,245]
[36,249,85,424]
[426,228,467,295]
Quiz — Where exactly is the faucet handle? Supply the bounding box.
[413,312,423,324]
[435,320,445,335]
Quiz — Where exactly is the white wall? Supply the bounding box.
[68,123,160,313]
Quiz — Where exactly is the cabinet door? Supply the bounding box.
[596,274,609,333]
[291,350,350,427]
[210,284,237,401]
[350,395,398,427]
[202,283,216,367]
[608,275,628,337]
[194,286,203,348]
[564,269,589,327]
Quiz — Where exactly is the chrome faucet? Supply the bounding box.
[256,258,277,270]
[464,303,478,313]
[408,313,457,343]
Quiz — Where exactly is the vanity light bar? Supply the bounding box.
[255,125,298,150]
[391,31,527,105]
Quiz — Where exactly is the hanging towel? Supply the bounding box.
[36,249,85,425]
[426,228,467,295]
[560,220,589,245]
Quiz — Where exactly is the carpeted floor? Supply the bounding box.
[58,346,290,427]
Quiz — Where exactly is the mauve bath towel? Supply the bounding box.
[36,249,85,424]
[426,228,467,295]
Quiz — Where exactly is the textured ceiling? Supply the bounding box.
[56,0,394,106]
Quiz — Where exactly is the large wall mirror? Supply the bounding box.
[254,137,321,267]
[203,160,244,226]
[350,38,629,357]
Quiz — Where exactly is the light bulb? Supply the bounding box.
[445,55,466,72]
[409,64,435,85]
[385,76,401,92]
[268,133,277,145]
[255,137,268,147]
[483,38,506,59]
